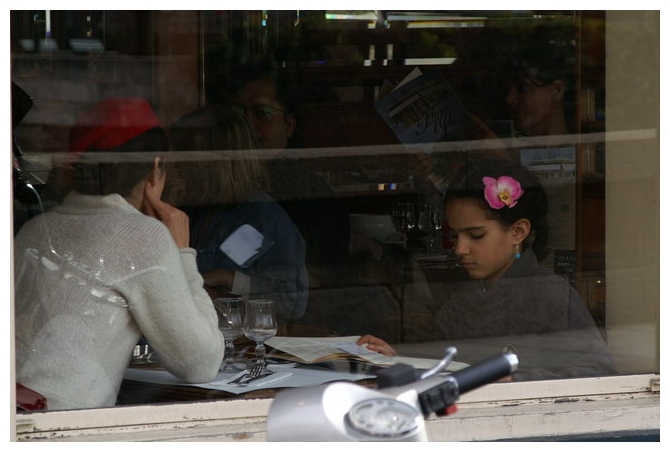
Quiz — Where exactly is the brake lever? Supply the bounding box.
[420,346,457,379]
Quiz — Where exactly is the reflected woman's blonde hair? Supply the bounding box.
[168,106,270,206]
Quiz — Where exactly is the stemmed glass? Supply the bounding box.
[420,203,443,254]
[391,200,416,243]
[428,204,444,254]
[417,203,432,235]
[213,298,244,373]
[243,299,277,367]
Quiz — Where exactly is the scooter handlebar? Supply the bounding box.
[416,352,518,416]
[451,352,519,394]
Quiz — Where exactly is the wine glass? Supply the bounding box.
[422,203,443,254]
[430,204,444,252]
[417,203,432,235]
[391,200,416,243]
[243,299,277,367]
[213,298,244,373]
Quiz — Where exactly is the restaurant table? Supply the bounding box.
[116,339,457,406]
[117,358,380,406]
[117,375,258,404]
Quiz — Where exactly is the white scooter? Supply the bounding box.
[267,347,518,441]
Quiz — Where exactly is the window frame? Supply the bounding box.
[13,374,659,441]
[8,10,661,442]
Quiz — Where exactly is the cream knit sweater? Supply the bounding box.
[14,191,225,410]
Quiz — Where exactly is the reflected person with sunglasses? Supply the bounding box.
[233,104,287,123]
[230,82,297,151]
[224,56,352,272]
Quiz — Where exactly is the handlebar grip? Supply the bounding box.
[451,352,519,394]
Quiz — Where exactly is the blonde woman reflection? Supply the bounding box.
[168,106,308,324]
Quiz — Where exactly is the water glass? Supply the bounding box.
[243,299,277,366]
[213,297,244,372]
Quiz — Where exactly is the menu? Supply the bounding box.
[266,336,468,371]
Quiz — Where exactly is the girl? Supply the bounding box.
[359,159,617,381]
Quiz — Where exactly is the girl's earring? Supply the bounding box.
[514,243,522,260]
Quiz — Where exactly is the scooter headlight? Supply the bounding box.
[345,398,421,439]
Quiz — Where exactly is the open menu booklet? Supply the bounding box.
[266,336,468,371]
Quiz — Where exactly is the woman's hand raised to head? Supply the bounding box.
[412,151,436,179]
[467,113,510,160]
[357,334,397,356]
[143,180,190,249]
[409,150,441,195]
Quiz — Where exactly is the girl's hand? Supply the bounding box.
[357,334,397,356]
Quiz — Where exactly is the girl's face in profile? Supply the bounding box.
[446,198,519,287]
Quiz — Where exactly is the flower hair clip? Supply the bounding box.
[483,176,524,209]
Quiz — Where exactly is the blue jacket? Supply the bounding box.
[188,190,308,322]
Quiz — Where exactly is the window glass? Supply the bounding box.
[10,10,659,414]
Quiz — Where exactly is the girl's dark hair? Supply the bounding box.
[444,158,549,259]
[73,127,169,197]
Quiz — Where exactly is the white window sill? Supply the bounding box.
[14,373,659,442]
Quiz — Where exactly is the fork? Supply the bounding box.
[229,362,267,385]
[240,365,277,386]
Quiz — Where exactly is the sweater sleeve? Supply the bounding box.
[120,223,225,384]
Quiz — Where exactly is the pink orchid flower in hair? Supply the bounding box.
[483,176,524,209]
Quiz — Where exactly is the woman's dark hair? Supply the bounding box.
[444,158,549,259]
[499,25,577,132]
[504,40,574,88]
[209,53,305,148]
[234,55,297,115]
[73,127,169,197]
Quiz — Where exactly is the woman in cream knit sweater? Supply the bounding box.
[14,98,225,410]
